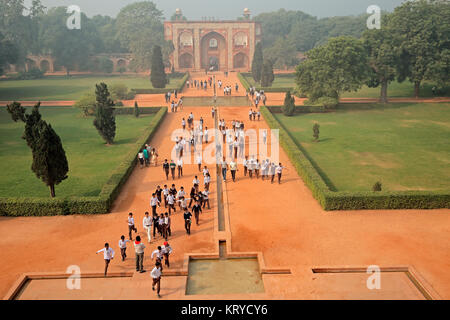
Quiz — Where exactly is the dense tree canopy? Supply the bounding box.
[296,36,368,101]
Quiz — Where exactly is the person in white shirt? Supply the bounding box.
[151,261,162,298]
[127,212,137,240]
[243,156,249,176]
[151,246,164,264]
[181,118,186,130]
[167,193,176,215]
[248,158,255,179]
[233,139,239,159]
[162,241,173,268]
[158,214,165,237]
[204,127,209,143]
[96,243,115,276]
[134,236,146,273]
[192,176,200,186]
[119,235,130,261]
[221,157,228,181]
[162,184,169,208]
[276,163,286,184]
[177,158,183,178]
[138,151,144,169]
[255,159,261,179]
[195,153,202,172]
[262,129,267,145]
[261,160,268,181]
[143,212,153,243]
[163,212,171,240]
[204,173,211,191]
[230,159,238,182]
[150,194,160,216]
[202,190,210,209]
[202,166,209,177]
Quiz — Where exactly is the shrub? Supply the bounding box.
[282,91,295,116]
[74,93,96,116]
[317,97,339,109]
[373,181,382,192]
[98,57,114,73]
[16,68,45,80]
[110,83,129,100]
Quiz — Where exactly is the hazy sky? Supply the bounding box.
[24,0,405,19]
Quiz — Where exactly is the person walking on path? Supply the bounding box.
[96,243,115,276]
[158,213,165,237]
[177,158,183,178]
[151,246,164,266]
[143,212,153,243]
[143,147,150,167]
[162,185,169,208]
[127,212,138,240]
[192,200,202,226]
[152,212,159,238]
[276,163,286,184]
[150,193,161,216]
[170,159,176,180]
[138,150,144,169]
[204,172,211,191]
[202,190,210,209]
[134,236,146,273]
[151,261,162,298]
[162,241,173,268]
[221,157,228,182]
[269,162,276,184]
[164,212,171,240]
[243,156,249,177]
[163,159,170,180]
[183,208,192,235]
[118,235,130,261]
[230,159,238,182]
[167,192,176,215]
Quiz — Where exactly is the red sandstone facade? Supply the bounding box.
[164,20,261,72]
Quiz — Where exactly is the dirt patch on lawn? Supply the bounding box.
[428,121,450,129]
[399,119,424,128]
[349,151,401,169]
[310,120,336,125]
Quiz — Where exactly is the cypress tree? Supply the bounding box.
[282,91,295,116]
[134,101,140,118]
[261,59,275,87]
[251,42,263,83]
[6,102,69,197]
[93,82,116,145]
[150,45,167,88]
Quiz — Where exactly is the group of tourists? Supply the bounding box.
[138,144,158,168]
[247,87,267,107]
[164,90,178,102]
[170,98,183,112]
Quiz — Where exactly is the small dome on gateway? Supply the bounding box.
[175,8,182,15]
[244,8,250,14]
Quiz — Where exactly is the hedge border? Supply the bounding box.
[238,72,294,93]
[261,106,450,210]
[132,72,189,94]
[0,107,168,216]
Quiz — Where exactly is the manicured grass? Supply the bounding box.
[0,106,155,197]
[275,103,450,192]
[243,73,296,89]
[0,74,184,101]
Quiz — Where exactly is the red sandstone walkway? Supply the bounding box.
[0,72,449,300]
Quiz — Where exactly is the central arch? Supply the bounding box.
[200,31,227,71]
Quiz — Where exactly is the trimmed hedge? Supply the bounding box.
[0,107,168,216]
[261,106,450,210]
[132,72,189,94]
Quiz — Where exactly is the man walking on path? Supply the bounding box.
[164,212,171,240]
[202,190,210,209]
[230,159,238,182]
[151,261,162,298]
[170,160,176,180]
[134,236,146,273]
[96,243,115,276]
[127,212,138,240]
[184,208,193,235]
[177,158,183,178]
[221,157,228,182]
[151,246,164,266]
[163,159,170,180]
[150,193,160,216]
[162,241,173,268]
[143,212,152,243]
[118,235,129,261]
[276,163,286,184]
[192,200,202,226]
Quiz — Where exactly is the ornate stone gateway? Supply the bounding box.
[164,9,261,72]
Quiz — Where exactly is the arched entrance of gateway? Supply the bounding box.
[233,52,249,69]
[179,53,194,68]
[200,32,227,71]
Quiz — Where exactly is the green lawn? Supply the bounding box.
[0,107,155,198]
[275,103,450,192]
[0,74,184,101]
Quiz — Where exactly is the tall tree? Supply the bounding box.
[93,83,116,145]
[260,60,275,87]
[6,102,69,197]
[150,45,167,88]
[134,101,140,118]
[116,1,164,71]
[362,15,397,103]
[282,91,295,116]
[0,32,19,75]
[295,36,368,102]
[264,38,299,69]
[251,42,263,83]
[388,0,443,98]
